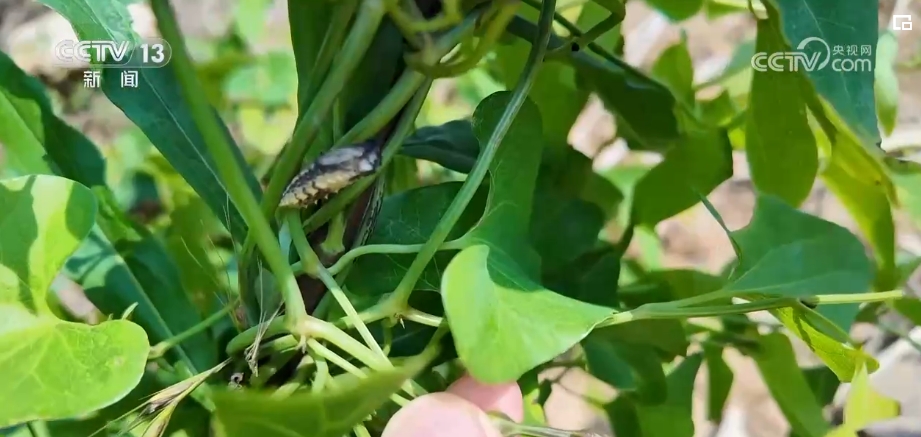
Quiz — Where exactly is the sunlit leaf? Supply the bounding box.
[0,175,147,427]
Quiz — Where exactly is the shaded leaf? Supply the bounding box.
[345,182,486,296]
[212,350,433,437]
[645,0,704,21]
[530,190,605,274]
[102,59,259,244]
[505,17,680,151]
[634,353,704,437]
[650,38,695,105]
[632,128,733,226]
[745,16,817,206]
[887,157,921,229]
[802,366,840,407]
[594,320,689,358]
[703,345,733,422]
[0,175,148,427]
[752,333,829,437]
[400,120,480,174]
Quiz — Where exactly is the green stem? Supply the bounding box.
[403,309,444,327]
[293,238,467,275]
[407,1,519,78]
[238,0,387,289]
[149,301,239,359]
[353,424,373,437]
[226,317,287,356]
[150,0,308,327]
[302,0,359,110]
[334,8,482,147]
[311,355,330,394]
[376,0,558,315]
[601,291,906,327]
[518,0,621,65]
[259,0,386,221]
[307,318,391,370]
[285,211,387,360]
[307,339,410,406]
[272,355,316,398]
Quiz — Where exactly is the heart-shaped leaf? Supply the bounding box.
[0,175,148,427]
[724,194,873,298]
[0,49,215,371]
[212,349,434,437]
[701,193,877,379]
[440,92,613,382]
[442,245,612,383]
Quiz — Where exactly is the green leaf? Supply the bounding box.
[0,175,148,427]
[582,334,637,390]
[887,157,921,229]
[102,60,259,244]
[817,121,897,291]
[442,245,612,383]
[618,269,725,308]
[634,353,703,437]
[632,128,733,226]
[650,39,695,105]
[505,17,680,151]
[529,190,605,274]
[464,92,544,253]
[212,350,433,437]
[441,92,613,382]
[874,31,899,136]
[36,0,137,43]
[752,333,830,437]
[344,182,486,296]
[289,0,333,112]
[771,304,876,381]
[492,5,590,151]
[582,335,669,404]
[400,120,480,174]
[802,366,840,407]
[36,0,260,243]
[724,194,873,299]
[770,0,880,144]
[594,319,689,358]
[840,360,900,432]
[701,193,877,377]
[703,345,733,422]
[645,0,704,21]
[0,49,214,370]
[745,17,818,206]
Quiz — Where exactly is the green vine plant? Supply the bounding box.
[0,0,917,435]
